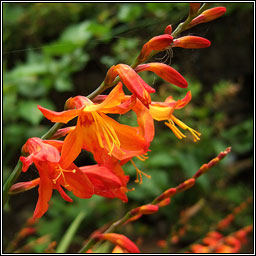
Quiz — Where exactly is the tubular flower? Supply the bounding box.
[149,91,201,142]
[104,64,155,107]
[19,137,94,218]
[187,7,227,29]
[135,63,188,88]
[173,36,211,49]
[137,34,174,62]
[38,82,154,169]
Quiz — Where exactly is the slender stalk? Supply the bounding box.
[56,211,86,253]
[78,212,132,253]
[3,160,23,206]
[77,147,231,253]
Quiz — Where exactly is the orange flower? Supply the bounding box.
[135,62,188,88]
[104,65,155,107]
[16,138,132,217]
[173,36,211,48]
[149,91,201,142]
[38,82,154,169]
[19,138,94,218]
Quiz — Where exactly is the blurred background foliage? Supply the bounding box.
[3,2,253,253]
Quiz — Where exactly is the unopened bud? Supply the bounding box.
[173,36,211,49]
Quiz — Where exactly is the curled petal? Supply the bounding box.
[135,63,188,88]
[173,36,211,49]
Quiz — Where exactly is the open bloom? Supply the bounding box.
[17,137,131,218]
[149,91,201,142]
[19,138,94,218]
[38,82,154,169]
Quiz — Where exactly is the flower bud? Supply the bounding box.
[176,178,195,192]
[9,178,40,194]
[173,36,211,49]
[135,63,188,88]
[188,7,226,28]
[164,25,172,35]
[138,34,173,62]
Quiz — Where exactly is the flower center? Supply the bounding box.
[91,112,122,156]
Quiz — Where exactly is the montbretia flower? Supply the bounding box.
[104,64,155,107]
[137,34,173,62]
[149,91,201,142]
[16,138,130,218]
[173,36,211,49]
[19,137,94,218]
[135,63,188,88]
[38,82,154,169]
[187,7,227,29]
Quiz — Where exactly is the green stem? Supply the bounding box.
[56,211,86,253]
[3,160,23,206]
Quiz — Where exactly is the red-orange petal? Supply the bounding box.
[33,170,53,219]
[135,63,188,88]
[62,165,94,199]
[38,105,81,124]
[60,124,84,169]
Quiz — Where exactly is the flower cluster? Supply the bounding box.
[11,5,227,219]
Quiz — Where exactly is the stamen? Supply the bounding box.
[165,119,186,139]
[171,115,201,142]
[52,165,76,186]
[136,154,149,161]
[130,159,151,184]
[91,112,122,155]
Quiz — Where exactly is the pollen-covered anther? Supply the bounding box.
[136,153,149,161]
[52,166,76,185]
[130,159,151,184]
[91,112,121,156]
[166,115,201,142]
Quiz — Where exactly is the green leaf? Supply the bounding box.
[55,75,73,92]
[18,99,55,125]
